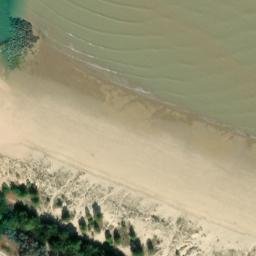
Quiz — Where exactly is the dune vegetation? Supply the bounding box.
[0,180,155,256]
[0,180,125,256]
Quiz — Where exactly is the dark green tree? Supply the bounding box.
[0,191,7,222]
[130,238,144,256]
[54,197,63,208]
[10,182,28,197]
[175,249,181,256]
[27,180,38,195]
[93,220,100,233]
[146,238,154,254]
[78,216,87,232]
[85,206,93,228]
[129,225,136,240]
[105,229,113,244]
[31,195,40,206]
[0,180,126,256]
[113,228,121,244]
[1,182,10,194]
[92,201,102,220]
[61,206,71,221]
[121,220,126,228]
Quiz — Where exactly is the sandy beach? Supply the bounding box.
[1,39,256,254]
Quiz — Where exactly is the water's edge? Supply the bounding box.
[23,0,256,139]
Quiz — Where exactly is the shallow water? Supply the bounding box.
[0,0,24,43]
[23,0,256,135]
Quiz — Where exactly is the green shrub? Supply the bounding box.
[130,238,144,256]
[93,220,101,233]
[0,181,126,256]
[53,197,63,208]
[61,206,71,221]
[105,229,113,244]
[26,180,38,196]
[113,228,121,245]
[129,225,136,240]
[121,220,126,228]
[78,217,87,232]
[92,201,102,220]
[10,182,28,197]
[1,182,10,194]
[85,206,94,229]
[146,239,154,254]
[31,195,40,206]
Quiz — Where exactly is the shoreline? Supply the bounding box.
[1,36,256,244]
[20,10,256,140]
[31,29,256,142]
[25,37,256,171]
[23,4,256,138]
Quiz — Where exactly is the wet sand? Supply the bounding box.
[1,38,256,243]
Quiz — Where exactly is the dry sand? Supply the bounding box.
[1,152,255,256]
[1,39,256,254]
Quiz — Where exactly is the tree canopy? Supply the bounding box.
[0,181,125,256]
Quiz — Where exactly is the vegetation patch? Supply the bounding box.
[0,180,157,256]
[0,181,124,256]
[1,180,39,207]
[0,17,39,70]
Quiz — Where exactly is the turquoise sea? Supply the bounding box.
[0,0,24,42]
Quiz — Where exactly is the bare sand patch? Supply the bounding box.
[0,235,18,256]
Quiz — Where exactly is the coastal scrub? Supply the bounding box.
[0,181,125,256]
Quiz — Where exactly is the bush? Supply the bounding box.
[15,231,47,256]
[61,206,71,221]
[1,182,10,194]
[105,229,113,244]
[93,220,101,233]
[92,201,102,220]
[146,239,154,254]
[121,220,126,228]
[0,180,126,256]
[113,228,121,244]
[78,217,87,232]
[130,238,144,256]
[53,197,63,208]
[85,206,93,229]
[129,225,136,240]
[27,180,38,196]
[31,195,40,206]
[85,206,92,219]
[175,249,180,256]
[0,191,8,222]
[10,182,28,197]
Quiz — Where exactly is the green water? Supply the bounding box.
[0,0,24,42]
[0,0,20,44]
[24,0,256,135]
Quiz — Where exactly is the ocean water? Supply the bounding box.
[0,0,24,43]
[24,0,256,135]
